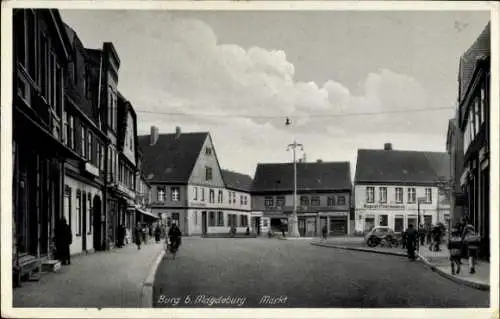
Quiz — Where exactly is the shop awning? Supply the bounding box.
[127,206,160,219]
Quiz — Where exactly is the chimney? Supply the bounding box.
[150,126,159,145]
[175,126,181,139]
[384,143,393,151]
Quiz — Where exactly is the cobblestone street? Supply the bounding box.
[153,238,489,308]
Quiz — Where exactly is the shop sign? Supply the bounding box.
[363,203,404,209]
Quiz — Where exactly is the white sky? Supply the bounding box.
[59,9,490,178]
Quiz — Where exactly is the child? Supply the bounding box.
[448,228,463,275]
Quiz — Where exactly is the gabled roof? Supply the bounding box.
[458,22,490,103]
[221,169,253,192]
[138,132,208,183]
[354,149,450,184]
[252,161,352,193]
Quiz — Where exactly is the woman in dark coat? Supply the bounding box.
[154,224,162,243]
[55,217,72,265]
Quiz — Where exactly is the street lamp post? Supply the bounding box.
[287,140,303,238]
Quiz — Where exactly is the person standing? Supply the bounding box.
[401,229,407,249]
[321,225,328,241]
[405,224,418,261]
[154,224,162,243]
[134,222,142,250]
[418,225,426,247]
[116,224,125,248]
[55,217,72,265]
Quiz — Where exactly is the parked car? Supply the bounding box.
[364,226,400,248]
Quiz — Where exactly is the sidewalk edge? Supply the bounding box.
[141,249,166,307]
[416,252,490,291]
[310,242,407,257]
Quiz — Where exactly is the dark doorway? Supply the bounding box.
[255,217,261,235]
[201,211,207,235]
[93,196,102,251]
[82,193,87,252]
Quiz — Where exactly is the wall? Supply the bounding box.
[187,185,251,212]
[252,191,351,213]
[187,209,251,235]
[64,175,103,255]
[188,135,225,188]
[122,111,136,166]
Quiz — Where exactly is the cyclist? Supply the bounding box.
[168,223,182,259]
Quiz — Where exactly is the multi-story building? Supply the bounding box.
[446,116,466,227]
[456,22,490,259]
[354,144,450,233]
[62,24,107,255]
[251,161,352,237]
[138,126,252,236]
[12,9,74,273]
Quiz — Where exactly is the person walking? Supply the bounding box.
[148,225,153,242]
[401,229,407,249]
[432,224,442,252]
[134,222,142,250]
[54,217,72,265]
[154,224,162,243]
[425,223,432,245]
[448,228,463,275]
[463,224,480,274]
[321,225,328,241]
[168,223,182,259]
[418,225,426,247]
[405,224,418,261]
[116,224,125,248]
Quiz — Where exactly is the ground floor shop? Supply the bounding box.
[63,174,104,256]
[153,208,252,236]
[106,189,135,249]
[265,212,350,237]
[355,209,450,233]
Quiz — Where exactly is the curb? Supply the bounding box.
[141,249,166,307]
[416,252,490,291]
[311,242,407,257]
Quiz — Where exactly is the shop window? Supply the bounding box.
[394,217,404,232]
[217,212,224,226]
[379,215,388,226]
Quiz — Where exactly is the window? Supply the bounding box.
[217,212,224,226]
[276,196,285,207]
[69,116,75,150]
[300,196,309,206]
[311,196,320,206]
[425,188,432,203]
[16,10,36,78]
[63,111,68,144]
[337,196,346,205]
[157,187,165,202]
[366,187,375,203]
[40,34,48,99]
[96,141,101,169]
[407,188,416,204]
[218,190,223,203]
[379,187,387,203]
[394,216,404,232]
[240,195,244,205]
[240,215,248,227]
[193,187,198,201]
[205,166,213,181]
[81,126,86,157]
[244,196,248,205]
[232,192,236,204]
[76,191,81,236]
[480,86,486,124]
[264,196,274,207]
[87,193,92,234]
[209,211,216,227]
[379,215,388,227]
[205,147,212,155]
[171,187,180,202]
[87,131,92,161]
[474,97,480,134]
[209,189,215,203]
[327,196,335,206]
[395,187,403,203]
[64,186,72,228]
[201,188,205,201]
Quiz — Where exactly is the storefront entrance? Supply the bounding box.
[329,216,347,236]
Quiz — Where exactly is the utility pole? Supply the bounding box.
[287,140,304,238]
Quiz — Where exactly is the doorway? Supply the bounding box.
[93,196,102,251]
[255,217,261,235]
[298,218,306,237]
[330,216,347,236]
[82,193,87,252]
[201,211,207,235]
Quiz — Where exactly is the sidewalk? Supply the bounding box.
[416,244,490,291]
[311,237,407,257]
[13,241,164,308]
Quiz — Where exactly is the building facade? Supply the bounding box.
[62,24,107,255]
[12,9,74,270]
[456,22,490,259]
[252,161,352,237]
[138,126,252,236]
[354,144,450,234]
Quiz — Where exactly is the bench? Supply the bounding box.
[13,253,41,287]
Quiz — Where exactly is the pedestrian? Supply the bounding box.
[149,225,153,242]
[321,225,328,241]
[141,225,147,244]
[432,224,442,251]
[418,224,426,247]
[155,224,162,243]
[134,222,142,250]
[405,224,418,261]
[401,229,407,249]
[425,224,432,245]
[246,226,250,236]
[117,224,125,248]
[281,224,286,238]
[462,224,480,274]
[448,228,463,275]
[54,217,72,265]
